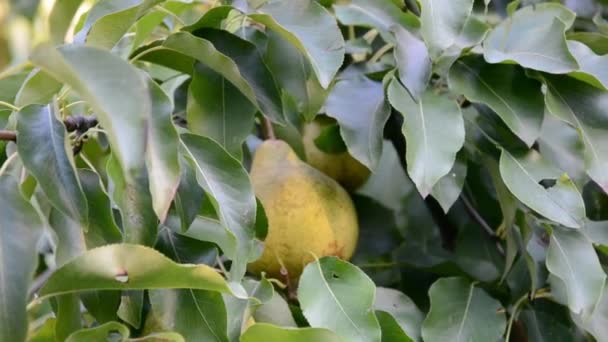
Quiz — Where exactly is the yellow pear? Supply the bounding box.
[302,117,371,191]
[247,140,358,280]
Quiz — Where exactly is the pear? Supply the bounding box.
[247,140,358,280]
[302,117,371,191]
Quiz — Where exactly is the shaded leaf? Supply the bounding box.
[325,76,390,170]
[0,173,43,342]
[520,299,579,342]
[387,78,464,197]
[298,257,382,342]
[483,3,578,73]
[174,155,205,232]
[17,104,88,225]
[449,55,544,146]
[421,277,506,342]
[66,321,129,342]
[546,227,605,314]
[39,244,230,300]
[544,74,608,193]
[392,25,431,100]
[249,0,345,88]
[499,149,585,228]
[241,323,341,342]
[180,134,257,280]
[374,287,424,342]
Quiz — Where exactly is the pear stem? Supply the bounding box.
[260,116,276,140]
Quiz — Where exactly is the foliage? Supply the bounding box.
[1,0,608,341]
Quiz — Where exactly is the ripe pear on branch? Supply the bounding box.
[247,139,359,281]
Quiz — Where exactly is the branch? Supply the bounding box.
[260,116,276,140]
[0,115,98,142]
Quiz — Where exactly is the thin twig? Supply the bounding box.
[0,130,16,142]
[461,195,506,255]
[369,43,394,64]
[260,116,276,140]
[0,115,98,142]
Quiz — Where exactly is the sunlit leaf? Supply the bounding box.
[241,324,341,342]
[392,25,431,100]
[374,287,424,342]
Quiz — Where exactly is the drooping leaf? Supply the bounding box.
[430,151,467,213]
[421,277,506,342]
[387,78,465,197]
[499,149,585,228]
[392,25,431,100]
[374,287,424,342]
[39,244,231,299]
[187,62,256,159]
[544,74,608,192]
[31,43,148,176]
[0,173,44,342]
[568,40,608,90]
[192,28,284,124]
[298,257,382,342]
[483,3,578,73]
[49,0,84,44]
[448,55,544,146]
[241,324,342,342]
[333,0,419,41]
[249,0,345,88]
[546,227,605,314]
[180,134,257,280]
[324,76,390,170]
[144,78,180,222]
[16,103,88,226]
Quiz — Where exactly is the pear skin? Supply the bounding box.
[302,118,371,191]
[247,140,358,280]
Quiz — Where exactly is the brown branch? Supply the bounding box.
[0,115,98,142]
[260,116,276,140]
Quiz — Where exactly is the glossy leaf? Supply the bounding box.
[546,227,605,314]
[499,149,585,228]
[483,4,578,73]
[249,0,345,88]
[324,76,390,170]
[387,78,465,197]
[333,0,419,41]
[17,104,88,225]
[180,134,257,280]
[0,173,43,342]
[568,40,608,90]
[144,78,180,222]
[449,55,544,146]
[187,62,255,159]
[544,74,608,192]
[374,287,424,342]
[31,43,148,176]
[392,25,431,100]
[241,324,341,342]
[39,244,230,299]
[430,151,467,213]
[298,257,382,342]
[421,277,506,342]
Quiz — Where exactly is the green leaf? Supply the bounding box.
[264,30,327,121]
[546,227,605,314]
[31,43,148,176]
[14,69,63,108]
[324,76,390,170]
[421,277,506,342]
[499,149,585,228]
[387,78,465,197]
[430,151,467,213]
[568,40,608,90]
[392,25,431,100]
[253,292,298,327]
[181,216,238,263]
[483,4,578,73]
[544,74,608,193]
[573,284,608,341]
[448,55,544,146]
[333,0,419,42]
[192,28,284,124]
[374,287,424,342]
[568,32,608,55]
[298,257,382,342]
[180,133,257,280]
[187,62,255,159]
[79,169,122,246]
[66,322,128,341]
[520,299,579,342]
[0,173,44,342]
[75,0,160,49]
[39,244,231,299]
[538,114,586,183]
[241,324,342,342]
[174,155,205,232]
[313,123,348,154]
[144,78,180,222]
[49,0,84,44]
[17,104,89,226]
[249,0,345,88]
